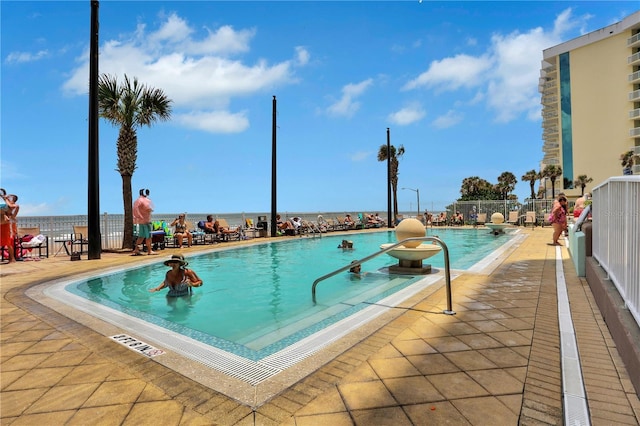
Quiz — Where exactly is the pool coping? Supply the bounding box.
[26,265,450,406]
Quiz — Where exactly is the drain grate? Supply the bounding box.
[555,245,591,425]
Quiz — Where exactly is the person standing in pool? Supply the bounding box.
[150,254,203,297]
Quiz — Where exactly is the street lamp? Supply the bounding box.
[402,187,420,219]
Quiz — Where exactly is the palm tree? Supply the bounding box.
[521,169,539,200]
[98,74,173,249]
[459,176,497,200]
[541,164,562,198]
[573,174,593,196]
[496,171,517,200]
[377,144,405,222]
[460,176,483,199]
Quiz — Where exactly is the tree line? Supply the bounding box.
[458,165,593,202]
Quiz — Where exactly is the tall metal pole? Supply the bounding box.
[387,128,393,228]
[416,189,420,218]
[271,96,277,237]
[87,0,101,259]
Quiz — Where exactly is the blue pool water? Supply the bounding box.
[66,229,515,360]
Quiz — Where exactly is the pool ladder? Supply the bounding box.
[311,236,455,315]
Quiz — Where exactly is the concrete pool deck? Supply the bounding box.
[1,228,639,425]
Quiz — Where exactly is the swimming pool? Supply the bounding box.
[40,228,521,387]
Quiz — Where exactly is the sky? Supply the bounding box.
[1,1,637,217]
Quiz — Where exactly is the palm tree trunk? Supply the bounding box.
[529,182,535,199]
[121,174,134,249]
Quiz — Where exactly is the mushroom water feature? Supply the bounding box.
[380,218,442,274]
[485,212,510,235]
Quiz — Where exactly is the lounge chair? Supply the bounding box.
[433,214,447,226]
[71,225,90,254]
[217,218,241,241]
[525,211,536,228]
[317,215,332,232]
[301,219,322,234]
[17,226,49,259]
[335,216,353,231]
[243,218,258,239]
[507,211,519,226]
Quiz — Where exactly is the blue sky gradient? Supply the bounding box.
[1,1,636,216]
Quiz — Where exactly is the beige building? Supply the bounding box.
[539,11,640,199]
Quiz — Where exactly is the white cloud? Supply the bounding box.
[403,54,492,91]
[326,78,373,118]
[4,50,48,64]
[295,46,310,66]
[350,151,371,161]
[61,12,305,133]
[175,110,249,133]
[432,110,463,129]
[403,8,588,123]
[387,103,426,126]
[16,202,51,216]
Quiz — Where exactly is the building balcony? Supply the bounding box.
[628,51,640,65]
[628,32,640,48]
[629,70,640,83]
[630,127,640,137]
[541,95,558,105]
[630,108,640,119]
[542,156,560,165]
[629,89,640,102]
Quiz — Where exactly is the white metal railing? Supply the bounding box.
[629,70,640,83]
[628,32,640,46]
[630,127,640,137]
[592,176,640,328]
[629,89,640,101]
[628,51,640,64]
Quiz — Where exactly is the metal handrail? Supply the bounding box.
[311,236,455,315]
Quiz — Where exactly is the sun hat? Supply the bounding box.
[164,254,188,267]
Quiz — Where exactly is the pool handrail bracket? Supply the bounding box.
[311,236,455,315]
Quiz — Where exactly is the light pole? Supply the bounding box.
[402,187,420,219]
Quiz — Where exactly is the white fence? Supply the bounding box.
[592,176,640,327]
[17,212,250,252]
[445,199,561,226]
[17,200,567,254]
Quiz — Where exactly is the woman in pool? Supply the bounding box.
[349,260,369,278]
[150,254,202,296]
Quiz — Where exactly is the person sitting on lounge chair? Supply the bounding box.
[366,214,379,226]
[203,215,221,234]
[290,217,302,231]
[170,214,192,248]
[276,215,293,231]
[453,211,464,226]
[344,214,355,228]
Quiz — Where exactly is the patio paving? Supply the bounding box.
[1,228,639,425]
